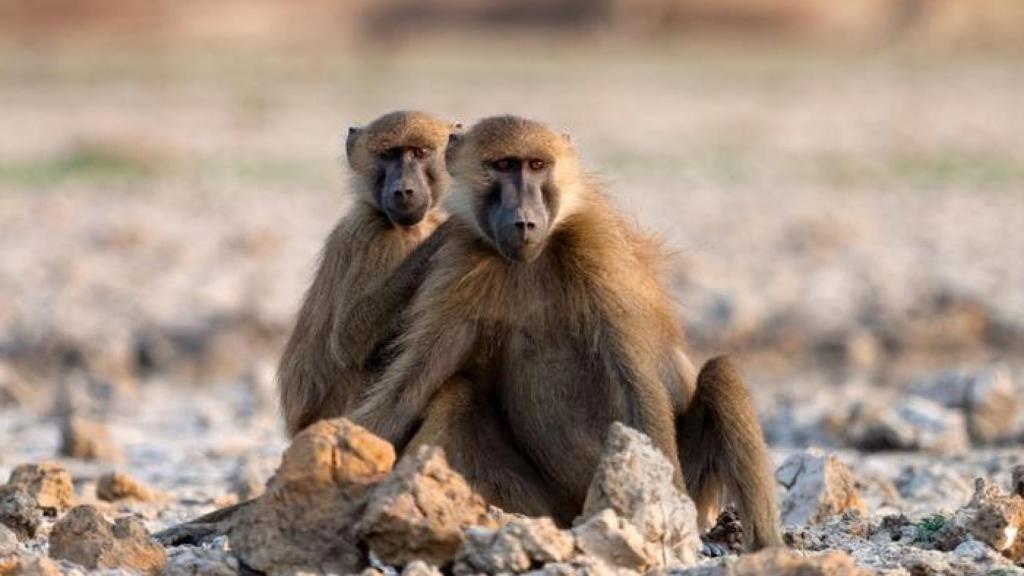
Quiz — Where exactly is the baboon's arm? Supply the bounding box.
[350,319,477,448]
[330,220,454,368]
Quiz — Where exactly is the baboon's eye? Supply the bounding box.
[528,159,546,171]
[379,147,400,160]
[412,147,428,159]
[492,158,515,172]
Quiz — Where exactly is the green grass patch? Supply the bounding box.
[915,513,947,538]
[0,141,165,187]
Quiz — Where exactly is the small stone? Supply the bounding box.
[581,423,701,569]
[572,509,653,571]
[164,546,240,576]
[453,517,574,574]
[0,524,18,555]
[703,547,870,575]
[228,454,274,501]
[230,418,395,575]
[400,560,442,576]
[49,505,167,575]
[0,489,42,540]
[1012,465,1024,498]
[908,367,1019,445]
[456,512,577,569]
[59,416,123,462]
[776,448,867,527]
[894,464,972,510]
[96,472,159,502]
[0,363,32,410]
[4,463,74,513]
[953,537,1004,562]
[964,368,1019,445]
[935,477,1024,562]
[0,555,62,576]
[358,445,495,567]
[845,396,969,453]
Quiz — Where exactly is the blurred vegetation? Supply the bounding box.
[1,0,1022,51]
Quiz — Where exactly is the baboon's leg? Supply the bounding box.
[678,356,782,550]
[407,377,569,523]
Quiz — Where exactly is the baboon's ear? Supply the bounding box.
[345,127,362,162]
[445,132,464,170]
[451,121,465,133]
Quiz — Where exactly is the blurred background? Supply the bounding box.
[0,0,1022,514]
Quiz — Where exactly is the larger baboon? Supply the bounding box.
[351,115,781,550]
[278,111,460,437]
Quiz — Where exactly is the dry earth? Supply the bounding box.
[0,43,1022,574]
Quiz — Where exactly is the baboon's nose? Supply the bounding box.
[392,188,417,208]
[513,218,537,240]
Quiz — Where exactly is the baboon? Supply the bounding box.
[278,111,460,437]
[351,115,781,550]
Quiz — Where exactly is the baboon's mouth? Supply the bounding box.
[386,205,428,227]
[498,240,544,263]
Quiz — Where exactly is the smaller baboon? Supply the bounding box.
[278,111,460,437]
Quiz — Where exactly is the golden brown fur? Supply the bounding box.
[681,357,781,549]
[278,111,456,437]
[352,116,781,549]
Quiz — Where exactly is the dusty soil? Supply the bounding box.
[0,42,1022,573]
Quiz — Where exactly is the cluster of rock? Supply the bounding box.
[0,460,168,575]
[0,311,284,420]
[765,365,1024,455]
[221,420,704,575]
[4,417,1024,575]
[773,449,1024,574]
[842,366,1021,453]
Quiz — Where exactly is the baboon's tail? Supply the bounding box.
[678,355,782,550]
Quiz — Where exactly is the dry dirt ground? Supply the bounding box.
[0,43,1023,574]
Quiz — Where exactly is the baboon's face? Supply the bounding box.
[374,145,443,227]
[479,156,558,263]
[348,129,446,228]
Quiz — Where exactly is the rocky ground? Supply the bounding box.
[1,43,1023,574]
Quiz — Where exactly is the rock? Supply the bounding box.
[909,366,1019,445]
[580,423,701,569]
[845,396,969,453]
[894,464,972,511]
[453,516,574,574]
[164,546,240,576]
[572,509,653,572]
[229,418,395,575]
[0,489,41,540]
[49,505,167,575]
[814,329,881,371]
[683,548,870,575]
[0,524,17,555]
[0,555,62,576]
[96,472,159,502]
[358,445,496,568]
[935,477,1024,561]
[523,555,629,576]
[58,416,123,462]
[775,449,867,527]
[228,454,274,500]
[400,560,443,576]
[953,537,1006,563]
[0,363,32,410]
[3,463,74,513]
[964,368,1018,445]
